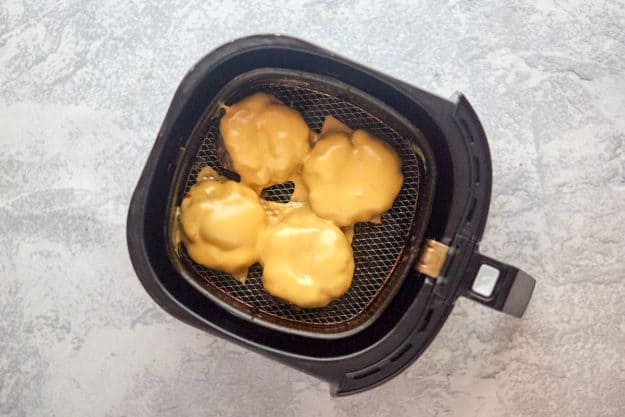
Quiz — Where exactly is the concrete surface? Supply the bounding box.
[2,1,625,416]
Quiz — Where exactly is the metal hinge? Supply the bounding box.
[415,239,450,278]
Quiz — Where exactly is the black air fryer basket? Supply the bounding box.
[127,35,536,395]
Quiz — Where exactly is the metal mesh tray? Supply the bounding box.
[169,69,429,336]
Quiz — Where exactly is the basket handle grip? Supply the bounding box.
[460,252,536,318]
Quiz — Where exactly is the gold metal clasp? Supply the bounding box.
[415,239,449,278]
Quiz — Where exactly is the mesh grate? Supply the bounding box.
[176,80,421,328]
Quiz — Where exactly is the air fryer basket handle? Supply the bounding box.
[460,252,536,317]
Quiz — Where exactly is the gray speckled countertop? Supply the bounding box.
[2,1,625,416]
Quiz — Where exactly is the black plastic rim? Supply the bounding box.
[126,35,498,395]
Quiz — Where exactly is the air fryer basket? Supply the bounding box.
[127,35,536,395]
[169,69,436,337]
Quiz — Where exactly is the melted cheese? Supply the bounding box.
[259,206,354,308]
[302,129,404,227]
[178,109,404,306]
[262,200,306,223]
[219,92,310,190]
[320,115,353,137]
[178,175,266,280]
[287,170,309,202]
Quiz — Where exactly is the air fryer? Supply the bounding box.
[126,35,536,395]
